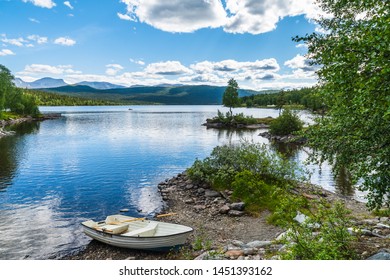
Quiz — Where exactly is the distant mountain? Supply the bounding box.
[14,77,68,89]
[41,84,260,105]
[75,81,125,90]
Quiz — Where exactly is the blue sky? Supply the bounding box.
[0,0,324,90]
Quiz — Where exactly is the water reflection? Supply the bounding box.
[0,122,40,191]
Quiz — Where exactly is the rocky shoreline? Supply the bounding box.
[0,113,62,139]
[64,172,390,260]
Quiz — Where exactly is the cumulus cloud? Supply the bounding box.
[1,36,26,47]
[106,64,124,76]
[22,0,56,9]
[63,1,73,10]
[54,37,76,46]
[284,54,317,72]
[119,0,227,33]
[130,58,145,66]
[145,61,192,75]
[118,0,325,34]
[117,12,135,21]
[27,35,48,44]
[0,49,15,56]
[19,64,81,76]
[16,56,318,91]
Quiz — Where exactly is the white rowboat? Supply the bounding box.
[81,214,193,251]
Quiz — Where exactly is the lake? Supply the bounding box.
[0,105,363,259]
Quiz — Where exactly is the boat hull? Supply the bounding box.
[81,217,193,251]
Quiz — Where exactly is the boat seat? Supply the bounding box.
[122,222,158,237]
[98,223,129,234]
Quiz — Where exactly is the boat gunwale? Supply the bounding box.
[80,221,194,239]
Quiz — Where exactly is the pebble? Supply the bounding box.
[219,205,230,214]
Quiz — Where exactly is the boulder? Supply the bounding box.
[230,202,245,211]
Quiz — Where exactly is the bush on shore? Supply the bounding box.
[269,109,303,136]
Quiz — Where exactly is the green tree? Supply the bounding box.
[0,64,40,117]
[0,64,14,116]
[297,0,390,209]
[222,78,240,115]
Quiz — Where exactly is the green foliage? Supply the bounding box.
[297,0,390,209]
[28,89,122,106]
[187,142,309,219]
[241,87,325,112]
[222,78,240,114]
[280,202,357,260]
[0,65,40,118]
[269,109,304,136]
[207,110,258,126]
[231,170,279,213]
[187,142,306,189]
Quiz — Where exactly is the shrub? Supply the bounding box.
[269,109,303,136]
[187,141,306,190]
[279,201,358,260]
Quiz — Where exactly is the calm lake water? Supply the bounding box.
[0,105,363,259]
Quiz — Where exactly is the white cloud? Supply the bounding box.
[118,0,326,34]
[106,64,124,76]
[29,18,40,23]
[0,49,15,56]
[284,54,316,72]
[145,61,192,75]
[16,56,318,91]
[130,58,145,66]
[27,35,48,44]
[119,0,227,33]
[22,0,56,9]
[1,36,26,47]
[54,37,76,46]
[117,12,135,21]
[19,64,79,76]
[63,1,73,10]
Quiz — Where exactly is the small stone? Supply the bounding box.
[230,202,245,211]
[185,199,194,204]
[125,257,136,260]
[228,210,244,217]
[205,190,220,198]
[246,240,272,249]
[376,223,390,229]
[219,205,230,214]
[194,205,206,211]
[231,240,246,247]
[243,248,257,256]
[197,188,205,194]
[225,250,244,258]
